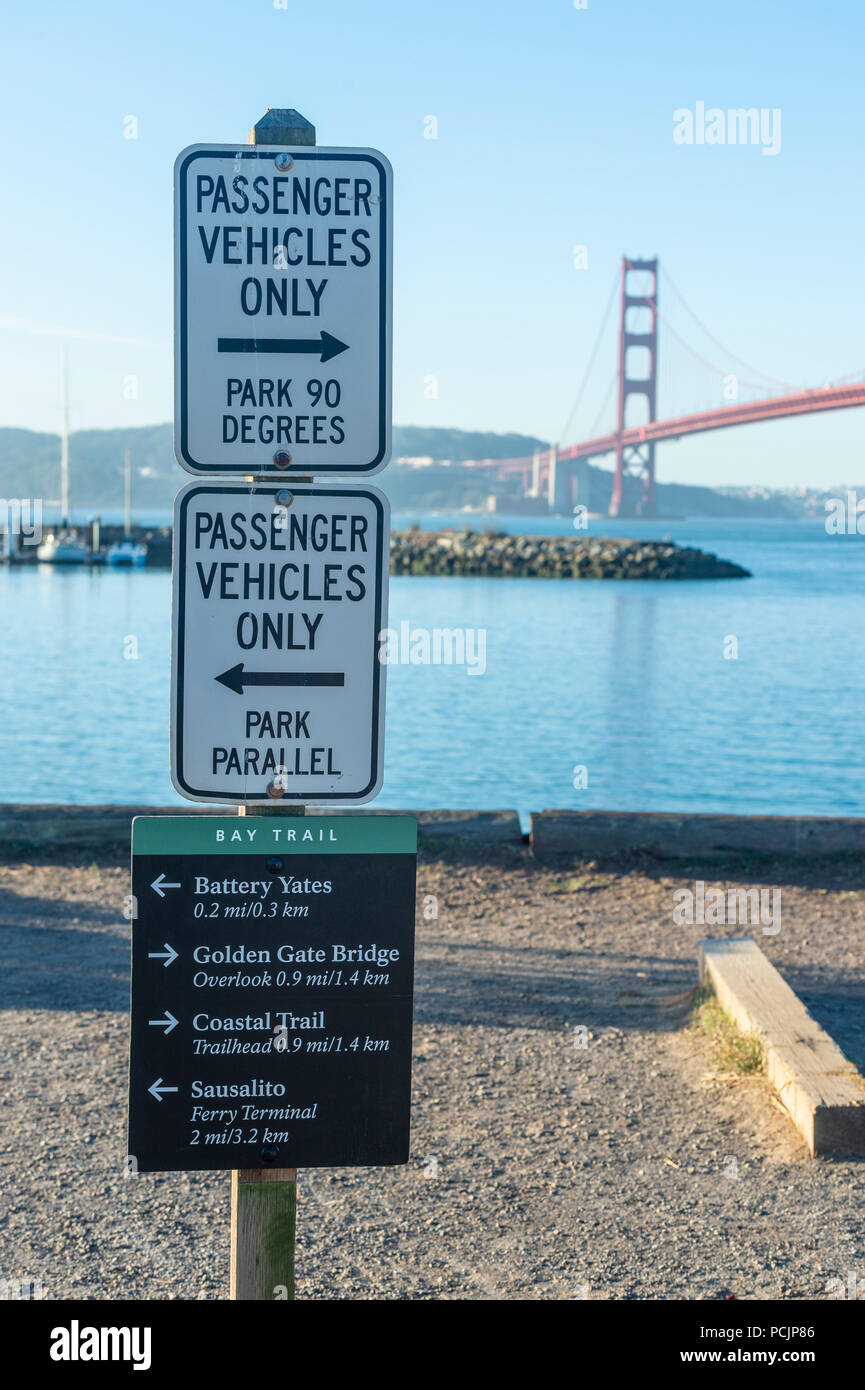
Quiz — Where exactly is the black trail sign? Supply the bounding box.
[127,815,416,1173]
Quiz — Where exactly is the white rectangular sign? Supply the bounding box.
[171,483,389,803]
[174,144,392,476]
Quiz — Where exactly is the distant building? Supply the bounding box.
[485,492,550,516]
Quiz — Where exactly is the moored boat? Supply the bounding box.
[37,350,91,567]
[107,536,147,566]
[36,532,89,564]
[106,446,148,567]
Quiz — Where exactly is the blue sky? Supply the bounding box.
[1,0,862,486]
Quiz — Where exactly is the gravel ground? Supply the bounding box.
[1,843,863,1301]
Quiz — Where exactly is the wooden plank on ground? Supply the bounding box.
[698,937,865,1156]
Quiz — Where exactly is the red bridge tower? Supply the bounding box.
[610,256,659,517]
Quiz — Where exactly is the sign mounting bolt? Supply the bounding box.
[274,152,293,171]
[273,450,293,469]
[276,489,293,506]
[267,780,286,799]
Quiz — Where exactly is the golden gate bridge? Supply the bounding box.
[463,258,865,516]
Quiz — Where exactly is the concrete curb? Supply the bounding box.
[530,810,865,857]
[3,806,865,857]
[0,805,524,855]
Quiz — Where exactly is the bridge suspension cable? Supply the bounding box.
[655,308,784,395]
[557,266,620,445]
[588,372,617,439]
[659,265,798,390]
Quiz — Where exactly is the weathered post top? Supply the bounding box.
[249,107,316,146]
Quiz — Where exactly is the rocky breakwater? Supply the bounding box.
[21,524,748,580]
[389,529,751,580]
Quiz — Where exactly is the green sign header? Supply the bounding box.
[132,815,416,856]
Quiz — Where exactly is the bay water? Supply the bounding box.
[2,514,862,821]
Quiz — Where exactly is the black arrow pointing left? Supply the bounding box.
[216,664,345,695]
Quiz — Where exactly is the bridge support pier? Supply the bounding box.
[546,444,568,512]
[549,447,580,515]
[531,451,541,497]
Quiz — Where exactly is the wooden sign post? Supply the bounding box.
[231,803,300,1301]
[231,1162,298,1300]
[230,111,313,1302]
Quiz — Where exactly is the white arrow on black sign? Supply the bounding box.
[148,1078,179,1102]
[147,1011,179,1035]
[147,943,179,967]
[151,873,181,897]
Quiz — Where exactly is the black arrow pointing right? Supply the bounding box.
[217,331,349,363]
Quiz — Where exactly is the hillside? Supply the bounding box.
[0,423,545,514]
[0,421,810,517]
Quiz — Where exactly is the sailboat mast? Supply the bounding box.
[124,445,132,536]
[60,348,70,529]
